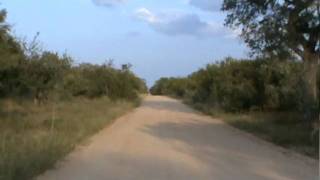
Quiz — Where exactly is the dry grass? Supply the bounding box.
[189,102,319,159]
[0,97,137,180]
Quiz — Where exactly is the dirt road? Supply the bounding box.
[38,96,318,180]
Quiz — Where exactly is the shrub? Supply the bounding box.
[151,57,318,114]
[0,11,146,103]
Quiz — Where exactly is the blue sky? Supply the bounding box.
[2,0,248,86]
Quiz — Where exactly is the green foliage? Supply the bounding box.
[151,57,317,114]
[222,0,319,120]
[222,0,320,60]
[0,9,146,102]
[65,63,146,100]
[150,77,191,98]
[22,52,72,102]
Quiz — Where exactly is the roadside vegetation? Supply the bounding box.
[151,0,319,158]
[151,58,319,158]
[0,9,147,180]
[0,98,137,180]
[150,58,319,158]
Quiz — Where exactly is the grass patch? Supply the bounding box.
[188,102,319,159]
[0,97,138,180]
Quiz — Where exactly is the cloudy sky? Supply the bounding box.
[3,0,247,86]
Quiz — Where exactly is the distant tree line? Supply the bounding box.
[150,57,320,121]
[0,9,147,103]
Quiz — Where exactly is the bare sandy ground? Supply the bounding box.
[37,96,318,180]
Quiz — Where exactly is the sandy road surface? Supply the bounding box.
[38,96,318,180]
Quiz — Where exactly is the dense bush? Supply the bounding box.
[0,10,147,103]
[63,63,147,100]
[150,77,191,98]
[151,57,318,115]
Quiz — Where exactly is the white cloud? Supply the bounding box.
[189,0,223,12]
[92,0,126,7]
[134,8,235,38]
[135,8,158,23]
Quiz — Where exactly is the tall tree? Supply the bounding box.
[0,9,8,36]
[222,0,320,111]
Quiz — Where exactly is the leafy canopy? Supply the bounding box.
[222,0,320,60]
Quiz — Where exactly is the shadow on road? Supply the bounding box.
[139,118,316,180]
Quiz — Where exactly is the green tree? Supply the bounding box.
[0,9,9,41]
[0,9,25,97]
[222,0,320,116]
[23,52,71,104]
[0,7,147,104]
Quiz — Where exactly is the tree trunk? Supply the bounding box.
[305,59,318,101]
[303,51,319,121]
